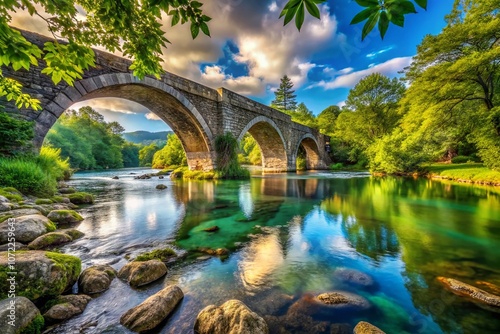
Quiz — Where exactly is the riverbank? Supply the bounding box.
[425,163,500,186]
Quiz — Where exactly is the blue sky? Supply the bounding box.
[13,0,456,132]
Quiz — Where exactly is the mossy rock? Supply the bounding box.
[0,187,23,202]
[118,260,167,287]
[64,229,84,240]
[47,210,83,224]
[134,247,176,262]
[0,214,56,244]
[58,187,77,194]
[67,193,94,205]
[28,232,73,250]
[78,265,117,294]
[0,296,44,334]
[43,294,91,324]
[51,196,66,203]
[0,251,81,301]
[35,199,53,205]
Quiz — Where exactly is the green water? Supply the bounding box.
[51,169,500,334]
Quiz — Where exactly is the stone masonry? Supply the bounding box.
[2,30,331,172]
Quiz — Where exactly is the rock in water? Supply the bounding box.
[0,297,44,334]
[44,294,91,323]
[28,232,73,250]
[0,251,81,301]
[353,321,385,334]
[194,299,269,334]
[334,268,375,288]
[0,214,55,244]
[156,184,167,190]
[118,259,168,287]
[437,277,500,307]
[120,285,184,332]
[316,292,371,310]
[47,210,84,224]
[78,265,117,294]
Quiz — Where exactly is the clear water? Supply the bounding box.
[48,168,500,334]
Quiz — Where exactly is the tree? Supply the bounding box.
[239,134,262,166]
[121,142,141,168]
[393,0,500,170]
[1,1,428,110]
[317,105,341,136]
[288,102,317,128]
[272,75,297,112]
[334,73,405,165]
[139,143,159,167]
[0,106,34,156]
[152,133,187,168]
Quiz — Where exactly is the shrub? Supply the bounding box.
[330,163,344,170]
[215,133,250,179]
[39,147,72,180]
[451,155,471,164]
[0,107,34,156]
[0,157,57,196]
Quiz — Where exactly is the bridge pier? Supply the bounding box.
[185,152,217,171]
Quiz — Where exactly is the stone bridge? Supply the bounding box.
[2,30,331,172]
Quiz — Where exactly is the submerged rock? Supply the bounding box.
[353,321,385,334]
[67,192,94,204]
[43,294,91,323]
[0,296,44,334]
[47,209,84,224]
[120,285,184,332]
[0,251,81,301]
[438,277,500,307]
[316,292,371,310]
[156,184,167,190]
[194,299,269,334]
[0,214,56,244]
[78,265,117,294]
[28,232,73,250]
[118,259,167,287]
[334,268,375,288]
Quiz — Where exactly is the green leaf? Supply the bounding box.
[394,1,417,14]
[190,23,199,39]
[362,11,380,40]
[379,11,389,39]
[295,2,305,31]
[387,9,405,27]
[171,11,180,26]
[414,0,427,10]
[200,21,210,37]
[355,0,378,7]
[280,0,301,19]
[351,7,379,25]
[304,0,321,19]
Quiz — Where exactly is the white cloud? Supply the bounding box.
[72,98,150,114]
[309,56,412,90]
[269,2,279,12]
[366,45,395,59]
[145,112,162,121]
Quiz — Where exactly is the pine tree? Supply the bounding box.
[272,75,297,112]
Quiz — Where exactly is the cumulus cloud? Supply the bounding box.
[72,98,149,114]
[308,56,412,90]
[145,112,162,121]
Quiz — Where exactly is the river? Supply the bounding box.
[48,168,500,334]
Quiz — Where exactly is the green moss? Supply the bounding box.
[0,187,23,202]
[58,187,76,194]
[48,210,84,224]
[35,198,53,205]
[134,247,177,262]
[45,251,81,295]
[0,214,13,224]
[51,195,65,203]
[46,221,57,232]
[65,229,84,240]
[67,192,94,204]
[20,313,44,334]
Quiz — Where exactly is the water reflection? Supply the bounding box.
[52,169,500,334]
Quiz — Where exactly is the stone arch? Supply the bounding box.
[238,116,288,172]
[35,73,215,170]
[295,133,322,170]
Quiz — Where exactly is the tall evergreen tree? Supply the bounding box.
[272,75,297,111]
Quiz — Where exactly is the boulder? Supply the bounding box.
[47,209,84,224]
[0,214,56,244]
[58,187,77,194]
[194,299,269,334]
[120,285,184,332]
[0,251,81,301]
[315,292,371,310]
[335,268,375,288]
[112,176,119,180]
[0,208,41,221]
[64,229,85,240]
[0,241,27,251]
[438,277,500,307]
[118,259,167,287]
[0,296,44,334]
[43,294,91,323]
[0,202,13,212]
[78,265,117,294]
[68,192,94,204]
[28,232,73,250]
[156,184,167,190]
[0,195,9,203]
[353,321,385,334]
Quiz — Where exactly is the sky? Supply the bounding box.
[11,0,456,132]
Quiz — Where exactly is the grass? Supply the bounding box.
[426,163,500,185]
[0,187,23,202]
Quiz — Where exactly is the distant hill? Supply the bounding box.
[122,131,172,146]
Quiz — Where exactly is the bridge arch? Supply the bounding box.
[36,73,215,170]
[295,133,322,170]
[237,116,288,172]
